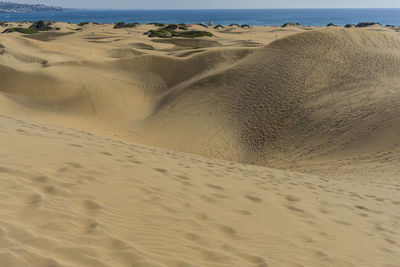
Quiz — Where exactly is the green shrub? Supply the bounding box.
[356,22,381,27]
[178,23,188,30]
[29,20,53,31]
[148,22,165,27]
[172,31,213,38]
[197,23,208,28]
[281,22,301,27]
[145,29,172,38]
[2,27,39,34]
[114,22,139,29]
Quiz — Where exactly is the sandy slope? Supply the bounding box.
[0,23,400,266]
[1,114,399,267]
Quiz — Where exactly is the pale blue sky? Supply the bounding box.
[10,0,400,9]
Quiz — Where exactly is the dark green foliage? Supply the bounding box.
[345,24,354,28]
[241,24,250,28]
[145,29,213,38]
[356,22,381,27]
[114,22,139,29]
[197,23,208,28]
[282,22,301,27]
[327,23,337,27]
[146,28,172,38]
[178,23,188,30]
[148,22,165,27]
[78,22,89,26]
[171,30,213,38]
[2,27,39,34]
[214,24,224,29]
[164,24,178,30]
[145,23,212,38]
[29,20,53,31]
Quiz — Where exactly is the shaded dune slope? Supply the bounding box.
[142,28,400,170]
[2,28,400,172]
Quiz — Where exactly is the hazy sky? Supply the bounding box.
[10,0,400,9]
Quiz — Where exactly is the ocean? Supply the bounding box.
[1,9,400,26]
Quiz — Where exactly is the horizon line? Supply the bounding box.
[64,7,400,10]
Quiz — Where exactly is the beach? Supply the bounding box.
[0,22,399,266]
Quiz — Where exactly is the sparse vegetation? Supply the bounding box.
[214,24,224,29]
[282,22,301,27]
[178,23,188,30]
[345,24,354,28]
[2,27,39,34]
[78,22,89,26]
[114,22,139,29]
[327,23,337,27]
[3,20,56,34]
[148,22,165,27]
[241,24,250,28]
[356,22,381,27]
[197,23,208,28]
[29,20,53,31]
[172,31,213,38]
[145,23,213,38]
[146,29,212,38]
[229,23,239,27]
[146,28,172,38]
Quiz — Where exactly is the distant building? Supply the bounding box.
[0,1,63,12]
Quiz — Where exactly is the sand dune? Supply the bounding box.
[2,26,400,170]
[0,23,400,266]
[1,114,399,267]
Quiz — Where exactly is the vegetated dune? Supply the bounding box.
[0,24,400,267]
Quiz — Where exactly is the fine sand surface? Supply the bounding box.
[0,22,400,266]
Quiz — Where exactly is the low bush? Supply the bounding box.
[29,20,53,31]
[2,27,39,34]
[145,29,213,38]
[281,22,301,27]
[114,22,139,29]
[356,22,381,27]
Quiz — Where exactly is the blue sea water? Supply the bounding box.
[1,9,400,26]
